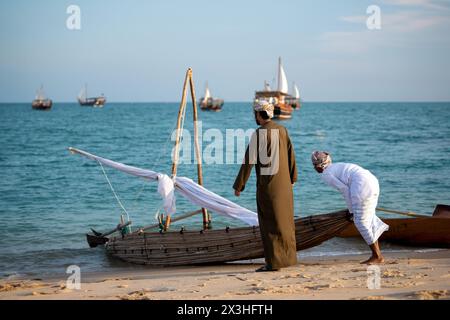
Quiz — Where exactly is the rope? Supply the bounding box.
[98,160,131,222]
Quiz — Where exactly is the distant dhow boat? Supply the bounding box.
[32,85,52,110]
[199,82,224,112]
[254,57,301,119]
[78,84,106,107]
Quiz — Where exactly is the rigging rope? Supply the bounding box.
[128,101,188,218]
[98,160,131,223]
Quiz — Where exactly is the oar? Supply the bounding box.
[376,207,428,218]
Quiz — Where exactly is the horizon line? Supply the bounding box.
[1,100,450,104]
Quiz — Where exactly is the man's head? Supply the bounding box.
[311,151,332,173]
[253,99,274,125]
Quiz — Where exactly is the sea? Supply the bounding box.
[0,102,449,279]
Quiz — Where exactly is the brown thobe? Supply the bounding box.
[233,121,298,269]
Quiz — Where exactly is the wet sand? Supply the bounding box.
[1,250,449,300]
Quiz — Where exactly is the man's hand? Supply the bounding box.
[234,189,241,197]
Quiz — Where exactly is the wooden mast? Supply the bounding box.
[171,69,190,177]
[169,68,209,230]
[188,70,210,229]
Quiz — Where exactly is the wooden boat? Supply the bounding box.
[254,57,301,120]
[199,82,224,111]
[338,205,450,248]
[72,68,353,267]
[98,210,352,266]
[32,85,52,110]
[78,84,106,107]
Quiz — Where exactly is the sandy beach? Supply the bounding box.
[1,250,449,300]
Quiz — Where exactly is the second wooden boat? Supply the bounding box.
[337,205,450,248]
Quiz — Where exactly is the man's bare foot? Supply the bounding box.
[361,256,385,265]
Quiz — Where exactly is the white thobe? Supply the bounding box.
[320,163,389,245]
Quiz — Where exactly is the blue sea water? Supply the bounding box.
[0,102,449,278]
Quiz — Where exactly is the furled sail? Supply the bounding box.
[204,82,211,99]
[277,57,288,94]
[36,85,45,100]
[78,84,89,101]
[293,82,300,99]
[264,80,271,91]
[69,147,259,226]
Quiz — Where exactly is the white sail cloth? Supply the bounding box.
[69,147,259,226]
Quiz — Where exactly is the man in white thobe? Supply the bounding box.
[311,151,389,264]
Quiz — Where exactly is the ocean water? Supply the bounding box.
[0,102,449,278]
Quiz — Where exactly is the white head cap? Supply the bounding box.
[253,99,274,119]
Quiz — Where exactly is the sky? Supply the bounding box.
[0,0,449,102]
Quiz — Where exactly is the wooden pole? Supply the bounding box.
[188,69,210,229]
[376,207,428,218]
[171,69,190,177]
[164,69,191,231]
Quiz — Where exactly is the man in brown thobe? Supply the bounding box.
[233,100,298,272]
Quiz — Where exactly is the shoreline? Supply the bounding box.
[1,249,449,300]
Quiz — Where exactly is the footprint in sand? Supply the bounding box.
[409,290,449,300]
[119,290,152,300]
[357,295,385,300]
[382,270,405,278]
[0,281,44,292]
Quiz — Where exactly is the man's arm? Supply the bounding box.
[286,129,297,184]
[233,133,256,195]
[321,174,353,213]
[233,145,254,195]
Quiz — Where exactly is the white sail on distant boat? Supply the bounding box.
[204,82,211,100]
[36,85,45,100]
[292,82,300,99]
[277,57,289,94]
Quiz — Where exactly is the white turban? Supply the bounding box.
[311,151,332,170]
[253,99,274,119]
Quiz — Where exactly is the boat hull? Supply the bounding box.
[32,99,52,110]
[103,210,352,266]
[200,99,224,112]
[254,91,298,120]
[274,104,293,119]
[338,216,450,248]
[78,97,106,107]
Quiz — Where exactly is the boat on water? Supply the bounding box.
[338,205,450,248]
[69,68,352,266]
[77,84,106,107]
[96,210,351,266]
[254,57,301,120]
[32,85,52,110]
[199,82,224,112]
